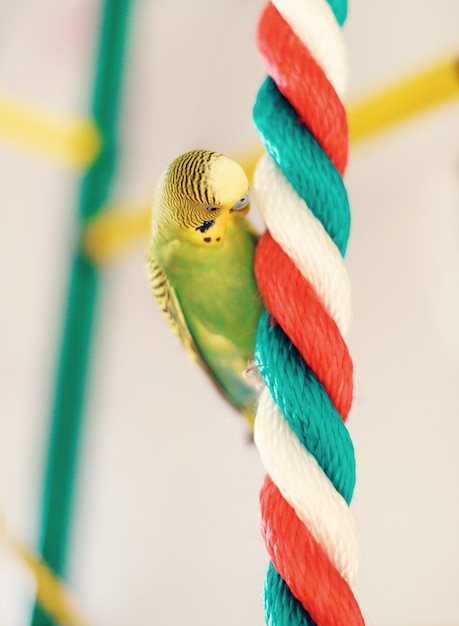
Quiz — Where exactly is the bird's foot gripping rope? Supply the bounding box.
[252,1,364,624]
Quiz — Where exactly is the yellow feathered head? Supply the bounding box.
[152,150,250,245]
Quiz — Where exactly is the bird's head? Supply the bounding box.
[152,150,250,246]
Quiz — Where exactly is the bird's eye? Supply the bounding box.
[206,205,220,212]
[232,192,250,210]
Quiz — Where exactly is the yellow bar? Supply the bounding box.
[69,53,459,262]
[235,55,459,180]
[1,55,458,171]
[347,55,459,142]
[0,95,102,168]
[84,52,459,263]
[0,517,92,626]
[83,200,152,264]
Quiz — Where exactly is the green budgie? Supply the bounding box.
[147,150,263,430]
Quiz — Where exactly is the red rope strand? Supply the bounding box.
[257,2,348,175]
[255,231,353,420]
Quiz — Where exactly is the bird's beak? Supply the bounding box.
[231,202,250,217]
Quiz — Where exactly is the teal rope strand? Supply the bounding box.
[255,310,356,505]
[31,1,133,625]
[253,77,350,256]
[327,0,347,26]
[265,562,316,626]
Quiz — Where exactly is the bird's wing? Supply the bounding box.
[146,252,255,428]
[147,252,204,366]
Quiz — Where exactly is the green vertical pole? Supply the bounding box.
[31,1,133,624]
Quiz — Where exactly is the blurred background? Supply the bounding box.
[1,1,458,625]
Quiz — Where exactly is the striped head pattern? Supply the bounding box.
[152,150,250,246]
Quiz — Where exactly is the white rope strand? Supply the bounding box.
[254,154,351,335]
[254,387,360,586]
[271,0,348,98]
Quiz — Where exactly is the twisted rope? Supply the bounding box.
[252,1,364,624]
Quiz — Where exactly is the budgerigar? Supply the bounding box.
[147,150,263,430]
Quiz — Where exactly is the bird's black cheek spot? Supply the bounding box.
[204,237,212,243]
[195,219,215,233]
